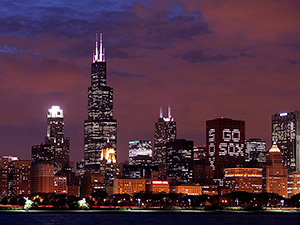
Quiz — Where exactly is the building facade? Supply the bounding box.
[166,139,194,183]
[31,163,54,193]
[272,111,300,171]
[206,118,245,185]
[113,178,146,196]
[224,167,263,193]
[264,144,288,198]
[154,106,177,170]
[32,106,70,174]
[288,172,300,198]
[245,138,267,164]
[129,140,152,165]
[84,33,117,173]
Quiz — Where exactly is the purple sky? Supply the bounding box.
[0,0,300,163]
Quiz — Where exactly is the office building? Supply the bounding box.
[154,106,177,170]
[264,144,288,198]
[150,180,170,193]
[170,185,202,196]
[113,178,146,196]
[206,118,245,184]
[8,160,31,196]
[224,167,263,193]
[288,172,300,198]
[129,140,152,165]
[245,138,267,164]
[54,175,67,194]
[31,163,54,193]
[32,106,70,174]
[84,33,117,173]
[166,139,194,183]
[272,111,300,171]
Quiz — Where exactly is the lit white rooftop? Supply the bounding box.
[269,143,281,153]
[48,106,63,118]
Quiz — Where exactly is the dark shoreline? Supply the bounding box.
[1,209,300,214]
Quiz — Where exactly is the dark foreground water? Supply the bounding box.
[1,213,300,225]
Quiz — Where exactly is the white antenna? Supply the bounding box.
[93,32,105,63]
[168,105,171,118]
[160,107,163,118]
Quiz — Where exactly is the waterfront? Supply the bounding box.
[1,212,300,225]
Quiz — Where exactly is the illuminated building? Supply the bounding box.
[166,139,194,183]
[9,160,31,196]
[170,185,202,196]
[224,168,263,193]
[193,145,206,162]
[264,144,288,198]
[193,145,206,184]
[129,140,152,165]
[0,157,10,196]
[201,185,218,195]
[121,163,158,179]
[150,180,170,193]
[113,178,146,196]
[81,173,105,196]
[84,33,117,173]
[54,176,67,194]
[32,106,70,174]
[154,106,177,171]
[288,172,300,198]
[245,138,266,164]
[67,185,80,197]
[31,163,54,193]
[206,118,245,185]
[272,111,300,171]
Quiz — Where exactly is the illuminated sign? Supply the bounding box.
[208,128,245,169]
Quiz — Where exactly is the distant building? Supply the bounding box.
[84,33,117,173]
[166,139,194,183]
[201,185,218,195]
[264,144,288,198]
[9,160,31,196]
[272,111,300,171]
[170,185,202,196]
[121,164,158,179]
[149,180,170,194]
[81,173,105,196]
[245,138,267,164]
[206,118,245,185]
[154,106,177,171]
[32,106,70,174]
[113,178,146,196]
[129,140,152,165]
[288,172,300,198]
[31,163,54,193]
[224,167,263,193]
[54,176,67,194]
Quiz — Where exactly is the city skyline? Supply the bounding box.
[0,1,300,163]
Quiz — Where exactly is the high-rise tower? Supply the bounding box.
[32,106,70,174]
[84,33,117,173]
[154,106,177,170]
[272,111,300,171]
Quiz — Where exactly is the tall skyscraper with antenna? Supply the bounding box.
[84,33,117,173]
[154,106,177,171]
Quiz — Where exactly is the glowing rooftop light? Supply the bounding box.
[280,112,288,117]
[48,106,63,118]
[269,143,281,153]
[93,32,105,63]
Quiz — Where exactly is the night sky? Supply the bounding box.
[1,0,300,163]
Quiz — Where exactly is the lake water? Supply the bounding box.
[1,212,300,225]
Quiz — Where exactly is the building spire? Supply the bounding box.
[93,32,105,63]
[168,105,171,118]
[160,106,163,118]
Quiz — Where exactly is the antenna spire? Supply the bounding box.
[168,105,171,118]
[160,107,163,118]
[93,32,105,63]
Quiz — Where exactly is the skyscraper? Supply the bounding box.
[206,118,245,185]
[129,140,152,165]
[166,139,194,183]
[84,33,117,173]
[154,106,176,170]
[245,138,267,164]
[272,111,300,171]
[32,106,70,174]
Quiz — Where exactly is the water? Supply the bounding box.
[1,212,300,225]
